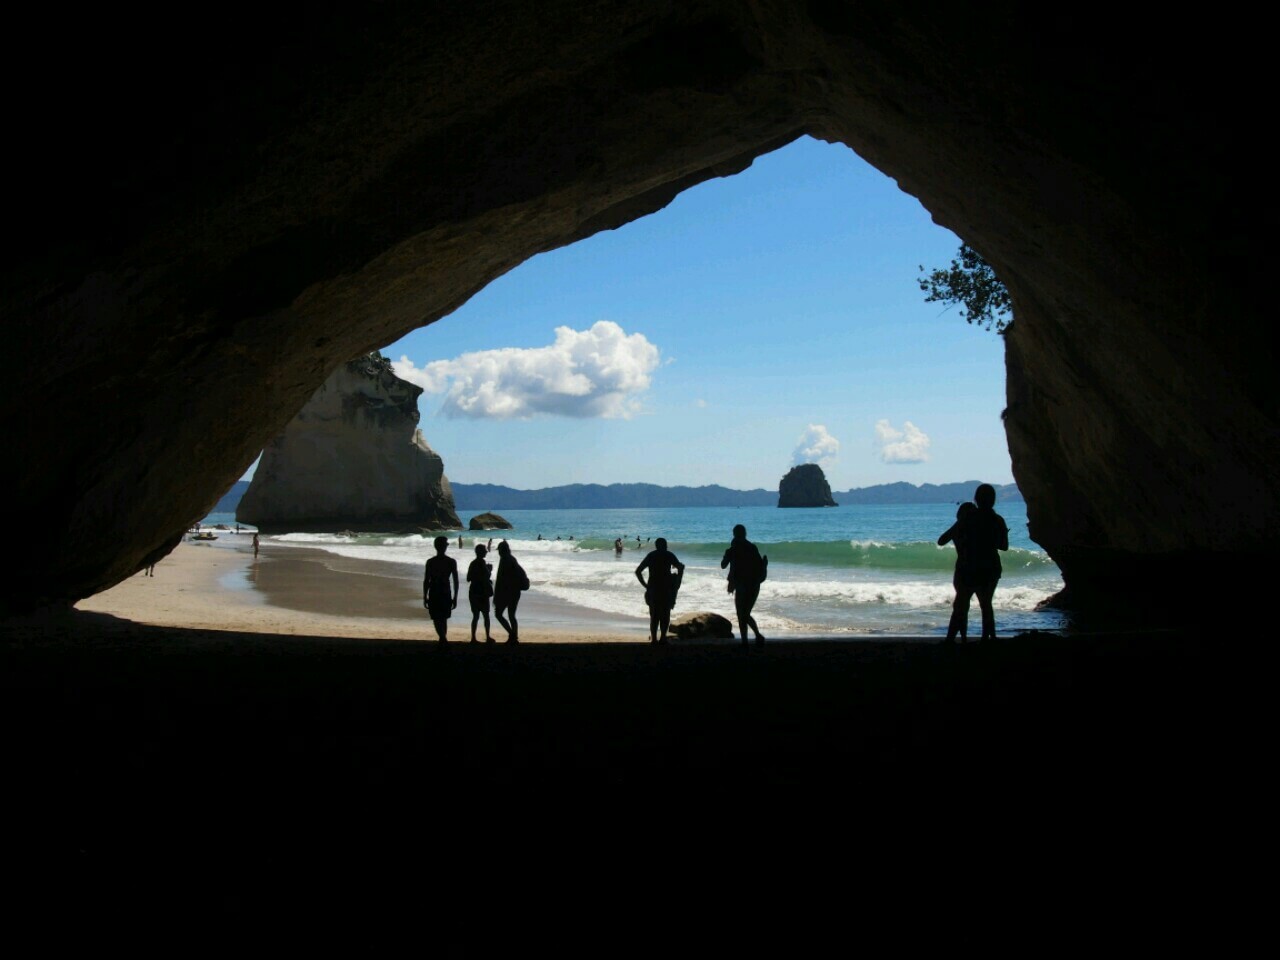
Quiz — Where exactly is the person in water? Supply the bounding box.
[466,543,495,643]
[635,537,685,645]
[937,501,977,642]
[614,537,624,556]
[493,540,529,644]
[422,535,459,643]
[721,524,768,646]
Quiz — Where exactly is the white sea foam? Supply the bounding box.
[257,508,1068,636]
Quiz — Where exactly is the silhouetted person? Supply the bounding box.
[938,501,978,642]
[614,537,624,556]
[958,483,1009,641]
[422,535,459,643]
[493,540,529,644]
[252,532,260,559]
[466,543,495,643]
[635,537,685,644]
[721,523,768,646]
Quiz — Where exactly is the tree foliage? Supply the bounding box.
[918,243,1012,333]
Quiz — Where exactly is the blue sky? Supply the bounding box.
[251,135,1013,491]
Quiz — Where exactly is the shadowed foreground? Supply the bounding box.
[3,613,1261,948]
[4,614,1246,792]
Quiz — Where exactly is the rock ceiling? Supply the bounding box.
[3,2,1272,618]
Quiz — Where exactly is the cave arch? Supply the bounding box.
[4,3,1272,618]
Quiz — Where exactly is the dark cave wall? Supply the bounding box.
[3,1,1273,614]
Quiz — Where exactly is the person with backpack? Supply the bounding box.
[493,540,529,644]
[721,524,768,646]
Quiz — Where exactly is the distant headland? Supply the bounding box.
[215,479,1021,513]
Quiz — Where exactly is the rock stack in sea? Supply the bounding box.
[237,352,462,533]
[778,463,838,508]
[468,512,513,531]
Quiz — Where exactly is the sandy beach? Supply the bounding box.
[75,536,644,643]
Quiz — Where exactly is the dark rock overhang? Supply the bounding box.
[3,2,1273,619]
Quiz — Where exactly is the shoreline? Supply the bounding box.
[74,537,665,643]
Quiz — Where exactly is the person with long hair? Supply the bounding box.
[493,540,529,644]
[466,543,495,643]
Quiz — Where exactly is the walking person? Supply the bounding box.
[493,540,529,644]
[721,524,768,646]
[466,543,495,643]
[635,537,685,645]
[252,532,260,559]
[937,501,977,642]
[422,535,459,643]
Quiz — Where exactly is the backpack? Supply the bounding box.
[737,542,766,585]
[517,561,530,591]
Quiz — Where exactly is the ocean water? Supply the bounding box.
[202,502,1067,638]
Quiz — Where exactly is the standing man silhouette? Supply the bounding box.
[635,537,685,645]
[422,535,459,643]
[963,483,1010,641]
[721,524,768,646]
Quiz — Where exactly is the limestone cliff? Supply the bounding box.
[778,464,837,508]
[236,353,461,533]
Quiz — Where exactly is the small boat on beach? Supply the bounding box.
[191,532,218,541]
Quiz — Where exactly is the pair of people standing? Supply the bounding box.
[938,483,1010,642]
[634,525,768,647]
[423,537,528,643]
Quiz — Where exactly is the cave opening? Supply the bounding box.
[208,136,1068,639]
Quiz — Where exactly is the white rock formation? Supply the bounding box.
[237,353,461,532]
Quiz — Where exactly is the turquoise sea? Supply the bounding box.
[203,501,1067,638]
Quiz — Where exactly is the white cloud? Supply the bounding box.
[695,399,708,408]
[793,424,840,465]
[875,419,931,463]
[393,321,660,420]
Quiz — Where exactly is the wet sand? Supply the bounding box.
[75,538,644,642]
